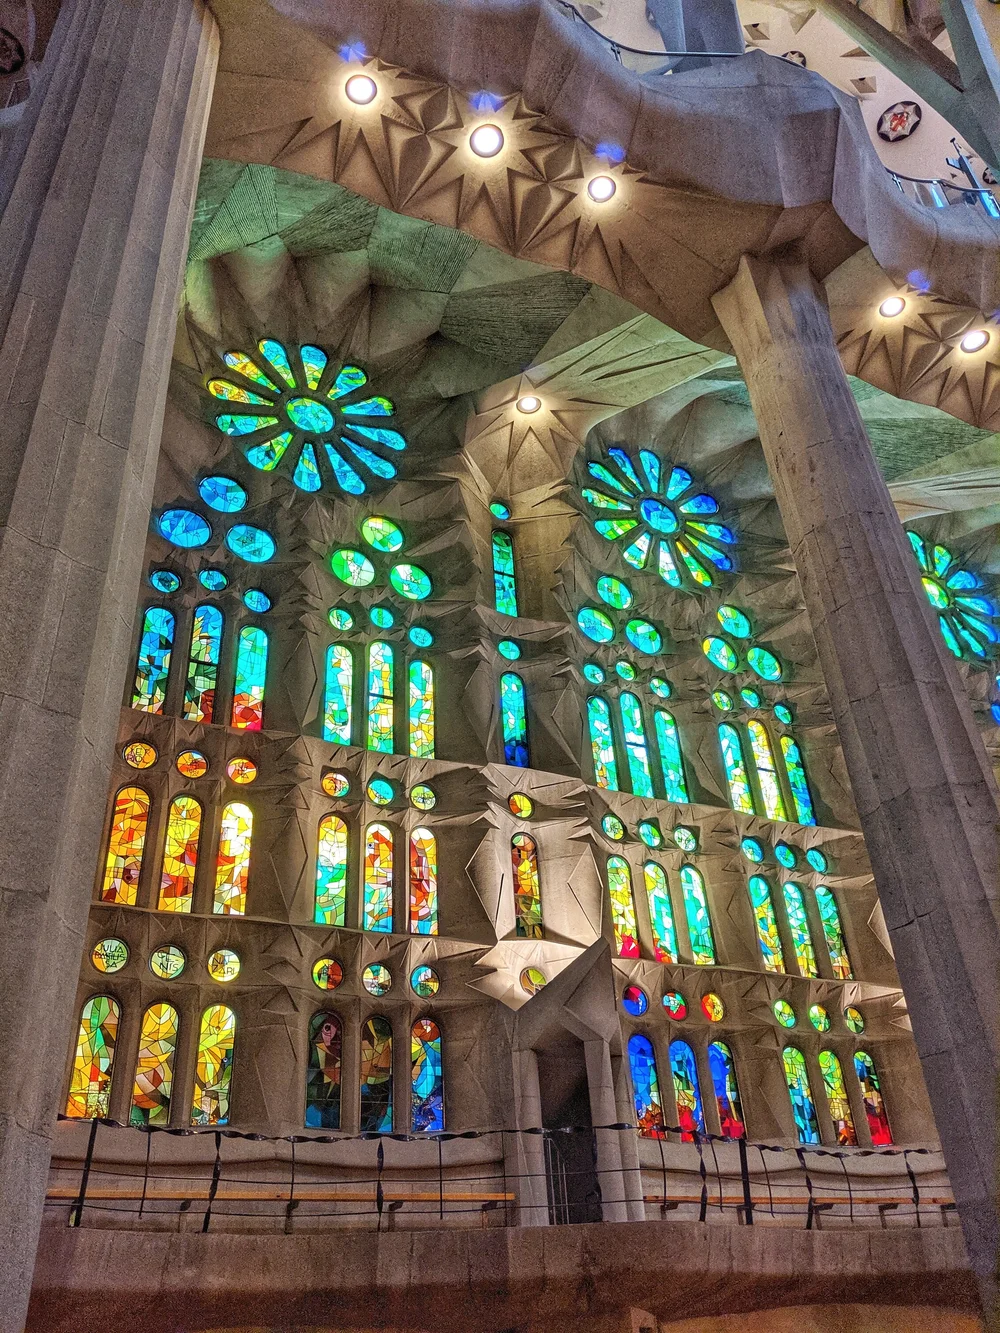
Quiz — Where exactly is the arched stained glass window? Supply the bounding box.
[183,605,223,723]
[653,710,688,803]
[324,644,353,744]
[315,814,348,926]
[192,1005,236,1126]
[500,672,529,767]
[232,625,268,730]
[708,1042,745,1139]
[679,864,715,965]
[669,1039,705,1141]
[411,1018,444,1131]
[782,882,817,978]
[819,1050,857,1145]
[607,856,639,957]
[779,735,816,825]
[130,1003,178,1126]
[747,720,787,821]
[364,822,393,932]
[360,1015,393,1132]
[718,724,755,814]
[815,886,852,980]
[100,786,150,906]
[306,1012,342,1128]
[492,530,518,615]
[132,607,174,712]
[367,642,394,752]
[782,1045,820,1144]
[158,794,201,913]
[627,1033,666,1138]
[643,862,678,964]
[511,832,542,938]
[408,660,434,758]
[855,1051,892,1144]
[66,996,119,1118]
[619,693,654,797]
[587,696,618,789]
[748,875,784,973]
[409,827,438,935]
[214,802,252,915]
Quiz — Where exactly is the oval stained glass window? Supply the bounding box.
[673,826,697,852]
[150,945,186,980]
[662,991,687,1020]
[328,608,354,630]
[409,626,433,648]
[158,509,211,548]
[809,1004,830,1032]
[702,637,739,671]
[625,619,662,654]
[207,949,241,983]
[775,843,797,869]
[498,640,520,660]
[330,548,375,586]
[701,993,724,1022]
[649,677,671,698]
[806,848,828,873]
[844,1006,865,1034]
[740,687,762,708]
[712,690,734,711]
[92,938,129,974]
[198,476,247,512]
[321,771,351,798]
[366,777,394,805]
[199,569,228,591]
[226,524,276,563]
[490,501,511,521]
[409,784,436,811]
[773,999,796,1028]
[312,957,344,991]
[176,750,208,779]
[369,606,394,629]
[597,576,634,609]
[411,965,440,998]
[390,563,432,600]
[123,740,157,769]
[717,605,751,638]
[740,836,765,863]
[748,647,783,681]
[622,985,648,1016]
[226,757,257,784]
[616,662,636,681]
[638,820,662,848]
[244,589,272,613]
[150,570,181,593]
[601,813,626,840]
[774,702,793,725]
[508,793,533,818]
[520,967,546,995]
[363,963,392,996]
[361,515,404,552]
[583,662,606,684]
[577,607,615,643]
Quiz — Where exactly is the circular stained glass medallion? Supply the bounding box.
[583,662,606,685]
[411,965,440,998]
[577,607,615,643]
[717,605,751,638]
[390,563,432,601]
[638,820,662,848]
[844,1006,865,1034]
[625,618,661,654]
[622,985,648,1016]
[286,396,334,433]
[158,509,211,548]
[409,626,433,648]
[361,515,404,552]
[748,647,783,681]
[673,826,697,852]
[199,569,228,591]
[498,639,520,660]
[703,636,739,672]
[328,607,354,630]
[322,771,351,798]
[198,475,247,513]
[712,690,734,712]
[176,749,208,779]
[509,792,533,818]
[150,945,186,980]
[91,938,128,974]
[227,756,257,784]
[649,677,671,698]
[601,813,626,841]
[244,588,272,613]
[207,948,241,983]
[312,957,344,991]
[123,740,157,770]
[150,569,181,593]
[366,777,394,805]
[701,993,724,1022]
[740,837,765,863]
[809,1004,830,1032]
[490,501,511,520]
[775,843,797,869]
[226,524,276,563]
[369,606,394,629]
[410,784,436,811]
[597,575,633,609]
[616,661,636,681]
[330,548,375,587]
[520,967,547,996]
[773,999,796,1028]
[363,963,392,996]
[662,991,687,1020]
[806,848,828,873]
[740,687,762,708]
[774,702,793,725]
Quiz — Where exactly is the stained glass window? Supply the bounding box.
[192,1005,236,1126]
[232,626,268,730]
[607,856,639,957]
[492,530,518,615]
[100,786,150,905]
[411,1018,445,1132]
[306,1012,342,1128]
[132,608,174,712]
[158,794,201,912]
[130,1003,178,1126]
[679,864,715,964]
[213,802,252,915]
[643,862,678,963]
[367,642,394,752]
[66,996,119,1118]
[628,1033,666,1138]
[364,822,393,932]
[819,1049,857,1145]
[408,660,434,758]
[511,832,542,938]
[779,735,816,825]
[855,1051,892,1144]
[360,1015,393,1132]
[315,814,348,926]
[782,1045,820,1144]
[324,645,353,744]
[815,886,852,979]
[708,1042,745,1139]
[669,1039,705,1141]
[782,882,817,977]
[747,720,787,821]
[748,875,784,973]
[653,710,688,803]
[182,605,223,723]
[619,693,654,797]
[409,828,438,935]
[719,724,755,814]
[500,672,529,767]
[587,696,619,789]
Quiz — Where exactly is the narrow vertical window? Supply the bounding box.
[130,1003,178,1126]
[213,802,252,915]
[643,862,678,964]
[492,530,518,615]
[306,1012,342,1129]
[781,882,817,978]
[587,696,619,790]
[708,1042,745,1139]
[653,709,688,803]
[183,605,223,723]
[191,1005,236,1126]
[100,786,150,906]
[679,864,716,964]
[779,735,816,825]
[324,644,353,744]
[815,886,852,979]
[511,832,542,938]
[232,625,268,730]
[500,671,529,766]
[158,795,202,912]
[748,875,784,973]
[718,723,755,813]
[607,855,639,958]
[627,1033,666,1138]
[132,607,174,713]
[315,814,348,926]
[669,1039,705,1141]
[411,1018,444,1132]
[619,693,654,797]
[65,997,120,1118]
[360,1015,393,1132]
[782,1046,820,1144]
[409,828,438,935]
[747,720,787,821]
[408,660,434,758]
[363,822,393,932]
[367,642,394,752]
[819,1050,857,1145]
[854,1051,892,1144]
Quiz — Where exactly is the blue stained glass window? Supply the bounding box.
[306,1012,342,1128]
[782,1046,821,1144]
[232,625,267,730]
[500,672,529,767]
[719,724,755,813]
[577,606,615,643]
[587,697,619,790]
[360,1016,393,1132]
[183,604,223,724]
[748,875,784,973]
[708,1042,745,1138]
[158,509,211,548]
[324,645,353,744]
[492,531,518,615]
[628,1034,666,1138]
[679,864,715,964]
[653,710,688,803]
[367,642,395,752]
[150,570,180,594]
[132,608,174,713]
[198,476,247,512]
[244,589,271,613]
[669,1039,705,1140]
[411,1019,444,1132]
[780,735,817,825]
[226,524,276,562]
[199,570,228,591]
[619,693,654,797]
[625,618,662,654]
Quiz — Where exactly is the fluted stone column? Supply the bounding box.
[713,255,1000,1300]
[0,1,218,1326]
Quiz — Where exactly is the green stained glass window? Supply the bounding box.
[819,1049,857,1145]
[226,524,275,563]
[408,660,434,758]
[653,709,688,803]
[619,693,654,797]
[638,820,661,847]
[740,836,764,862]
[367,642,394,752]
[583,662,605,684]
[490,501,511,520]
[259,337,296,387]
[198,475,247,512]
[512,832,542,938]
[719,724,755,813]
[390,563,432,601]
[300,343,328,390]
[625,618,661,654]
[410,784,436,811]
[780,735,817,825]
[158,509,211,548]
[369,607,393,629]
[232,625,267,731]
[717,605,751,638]
[644,861,678,963]
[597,575,634,609]
[361,515,404,552]
[607,856,639,957]
[192,1005,236,1127]
[601,813,625,840]
[816,886,852,979]
[363,823,393,931]
[712,690,734,712]
[66,996,120,1118]
[703,636,739,671]
[500,672,529,767]
[578,607,615,643]
[324,645,353,744]
[492,531,518,615]
[844,1006,865,1034]
[331,548,375,587]
[774,999,796,1028]
[498,639,520,660]
[183,605,223,724]
[740,687,762,708]
[748,647,783,681]
[775,842,797,869]
[616,661,636,681]
[783,1046,821,1144]
[747,721,787,821]
[132,607,174,713]
[649,677,671,698]
[748,875,784,973]
[315,814,348,926]
[680,864,715,964]
[806,847,828,873]
[809,1004,830,1032]
[782,881,817,978]
[774,702,793,725]
[673,826,697,852]
[328,608,354,630]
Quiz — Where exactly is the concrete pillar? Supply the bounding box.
[713,254,1000,1300]
[0,1,218,1327]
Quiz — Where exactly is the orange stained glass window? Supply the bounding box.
[213,802,252,915]
[511,833,542,938]
[157,795,202,912]
[65,996,120,1118]
[129,1002,178,1126]
[99,786,150,905]
[409,827,438,935]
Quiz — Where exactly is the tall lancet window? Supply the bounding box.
[492,531,518,615]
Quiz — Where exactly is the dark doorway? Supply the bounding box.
[537,1038,602,1224]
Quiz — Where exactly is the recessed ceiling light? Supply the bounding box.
[516,395,541,414]
[879,296,905,317]
[960,328,990,352]
[345,74,377,105]
[470,123,504,158]
[588,175,617,202]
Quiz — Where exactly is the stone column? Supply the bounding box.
[0,1,218,1327]
[713,254,1000,1298]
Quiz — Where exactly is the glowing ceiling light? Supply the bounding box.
[960,329,990,352]
[588,175,617,202]
[879,296,905,317]
[470,123,504,158]
[516,395,541,414]
[345,74,377,105]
